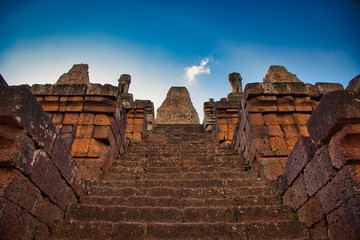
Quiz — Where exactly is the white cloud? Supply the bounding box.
[185,58,211,85]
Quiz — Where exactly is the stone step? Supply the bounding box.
[51,220,309,240]
[87,186,273,198]
[80,195,282,207]
[108,166,249,174]
[89,178,268,189]
[114,159,246,168]
[66,204,294,223]
[103,170,258,181]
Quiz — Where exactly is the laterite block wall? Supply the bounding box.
[276,90,360,240]
[30,83,128,180]
[0,82,85,239]
[232,81,343,179]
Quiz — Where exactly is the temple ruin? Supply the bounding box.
[0,64,359,239]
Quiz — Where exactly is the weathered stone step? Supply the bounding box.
[108,166,249,174]
[52,220,309,239]
[103,170,258,181]
[90,178,268,189]
[80,195,282,207]
[66,204,293,223]
[114,159,246,168]
[87,186,273,198]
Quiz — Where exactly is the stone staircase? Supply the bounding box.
[51,124,309,239]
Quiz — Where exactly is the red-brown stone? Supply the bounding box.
[329,123,360,169]
[285,136,316,185]
[307,90,360,145]
[303,146,336,197]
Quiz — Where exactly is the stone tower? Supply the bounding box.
[156,87,199,124]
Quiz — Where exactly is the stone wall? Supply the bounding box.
[215,99,241,144]
[125,100,153,142]
[30,83,128,180]
[232,80,343,179]
[276,90,360,240]
[0,83,85,239]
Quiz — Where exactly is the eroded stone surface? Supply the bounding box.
[55,64,90,86]
[156,87,199,124]
[345,74,360,94]
[263,65,301,83]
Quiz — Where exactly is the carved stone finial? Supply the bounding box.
[118,74,131,94]
[262,65,301,83]
[228,72,242,93]
[55,64,90,85]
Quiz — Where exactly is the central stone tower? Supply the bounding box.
[155,87,199,124]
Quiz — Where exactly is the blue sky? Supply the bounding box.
[1,0,359,121]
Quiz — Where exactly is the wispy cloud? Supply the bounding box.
[185,58,211,85]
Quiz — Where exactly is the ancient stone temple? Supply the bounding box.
[156,86,199,124]
[0,64,359,240]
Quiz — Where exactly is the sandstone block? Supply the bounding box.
[294,97,312,112]
[329,123,360,169]
[293,113,310,125]
[78,113,95,125]
[243,83,263,101]
[298,196,324,227]
[65,96,84,112]
[94,114,112,126]
[86,83,118,97]
[75,125,94,139]
[263,113,278,126]
[283,174,308,209]
[30,150,77,211]
[0,86,57,155]
[71,138,90,157]
[87,138,111,158]
[40,101,59,112]
[270,136,288,156]
[285,136,316,185]
[51,136,85,197]
[0,169,43,218]
[248,113,264,125]
[62,113,80,125]
[0,125,36,175]
[31,84,87,96]
[303,146,336,197]
[75,158,103,180]
[247,96,277,113]
[305,83,319,98]
[315,82,344,95]
[277,96,295,112]
[59,97,68,111]
[277,113,296,125]
[327,196,360,240]
[261,82,308,96]
[93,125,119,156]
[282,125,299,140]
[318,165,360,215]
[267,125,284,139]
[307,90,360,145]
[84,96,116,113]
